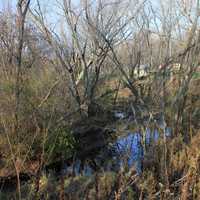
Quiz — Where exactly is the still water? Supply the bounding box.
[64,121,172,176]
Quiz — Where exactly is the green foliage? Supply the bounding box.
[192,71,200,79]
[45,127,76,160]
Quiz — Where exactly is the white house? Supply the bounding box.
[134,64,150,78]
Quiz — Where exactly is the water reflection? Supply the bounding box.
[115,132,144,174]
[64,123,172,176]
[115,126,171,174]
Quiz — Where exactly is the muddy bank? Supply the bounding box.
[0,103,171,194]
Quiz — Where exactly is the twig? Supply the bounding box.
[38,79,60,108]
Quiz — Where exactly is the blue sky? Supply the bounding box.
[0,0,163,36]
[0,0,80,14]
[0,0,80,31]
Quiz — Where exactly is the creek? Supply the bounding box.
[63,111,172,176]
